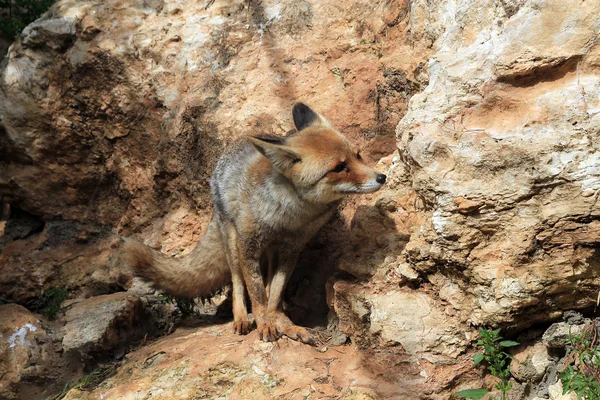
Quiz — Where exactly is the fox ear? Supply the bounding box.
[292,102,330,131]
[248,136,301,170]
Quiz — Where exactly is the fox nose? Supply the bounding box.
[376,174,387,184]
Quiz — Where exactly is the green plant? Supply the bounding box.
[158,294,196,317]
[29,287,69,320]
[454,328,519,400]
[0,0,55,40]
[559,323,600,400]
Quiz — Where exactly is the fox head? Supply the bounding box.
[248,103,387,204]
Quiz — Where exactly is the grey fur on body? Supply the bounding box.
[212,139,338,234]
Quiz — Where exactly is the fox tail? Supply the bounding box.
[122,218,231,298]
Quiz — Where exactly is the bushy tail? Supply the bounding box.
[122,218,231,298]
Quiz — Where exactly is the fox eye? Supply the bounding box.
[332,162,348,173]
[357,152,362,160]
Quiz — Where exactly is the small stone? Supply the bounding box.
[510,342,553,383]
[79,15,101,41]
[62,292,148,355]
[546,380,578,400]
[454,197,482,214]
[581,189,595,198]
[542,322,586,349]
[563,310,584,325]
[396,263,419,280]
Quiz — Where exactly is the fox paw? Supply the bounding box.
[233,319,251,335]
[257,323,281,342]
[281,325,316,345]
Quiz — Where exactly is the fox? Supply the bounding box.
[123,103,387,344]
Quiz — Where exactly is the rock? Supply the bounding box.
[0,304,79,400]
[326,311,350,346]
[396,0,600,330]
[532,381,577,400]
[542,322,586,349]
[1,291,174,399]
[0,227,127,305]
[396,263,419,280]
[330,280,372,347]
[61,292,154,357]
[343,388,381,400]
[508,381,532,400]
[335,0,600,390]
[21,16,76,49]
[369,290,466,356]
[0,304,46,399]
[59,322,422,399]
[562,310,585,325]
[510,342,553,383]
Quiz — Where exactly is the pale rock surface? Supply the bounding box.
[58,321,466,400]
[0,304,47,399]
[510,342,553,383]
[369,290,465,356]
[534,381,578,400]
[0,304,79,400]
[332,0,600,394]
[394,0,600,332]
[542,321,587,349]
[62,292,153,356]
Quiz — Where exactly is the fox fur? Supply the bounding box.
[123,103,387,344]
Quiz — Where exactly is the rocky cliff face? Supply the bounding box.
[398,0,600,331]
[334,0,600,352]
[0,0,423,304]
[1,0,599,399]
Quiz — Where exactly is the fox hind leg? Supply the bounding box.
[222,222,250,335]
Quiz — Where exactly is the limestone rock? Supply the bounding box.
[0,304,76,400]
[396,0,600,330]
[542,322,586,349]
[0,225,127,305]
[535,381,577,400]
[0,294,172,399]
[336,0,600,391]
[369,290,466,356]
[0,304,45,399]
[510,342,553,383]
[61,292,153,357]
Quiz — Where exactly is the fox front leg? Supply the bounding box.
[266,248,316,345]
[266,247,299,312]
